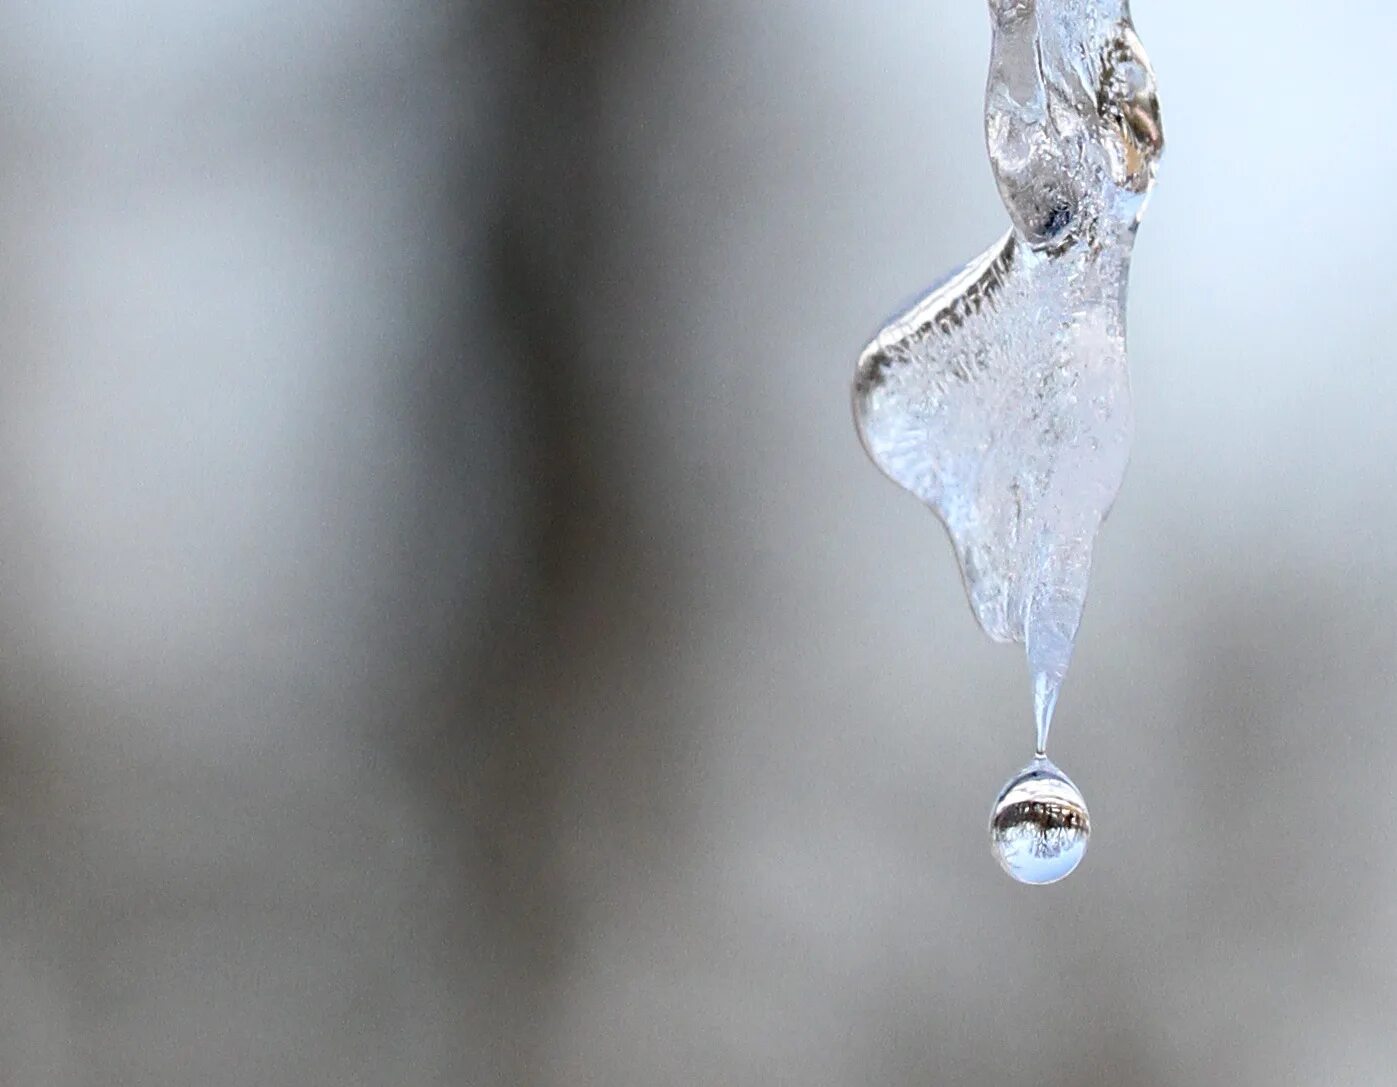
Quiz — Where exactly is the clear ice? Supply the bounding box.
[853,0,1162,758]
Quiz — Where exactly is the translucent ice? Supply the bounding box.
[853,0,1162,753]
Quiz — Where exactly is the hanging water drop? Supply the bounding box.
[989,757,1090,885]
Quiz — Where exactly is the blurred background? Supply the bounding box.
[0,2,1393,1084]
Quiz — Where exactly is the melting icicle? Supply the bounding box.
[852,0,1161,881]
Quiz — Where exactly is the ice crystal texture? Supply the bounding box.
[853,0,1162,752]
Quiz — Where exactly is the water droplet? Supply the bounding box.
[989,757,1089,885]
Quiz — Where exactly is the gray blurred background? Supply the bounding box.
[0,2,1392,1084]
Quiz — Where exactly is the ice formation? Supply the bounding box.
[853,0,1162,753]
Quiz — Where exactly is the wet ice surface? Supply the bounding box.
[854,0,1162,754]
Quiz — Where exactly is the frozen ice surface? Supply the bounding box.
[854,0,1162,752]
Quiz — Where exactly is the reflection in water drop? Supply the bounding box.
[989,758,1090,885]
